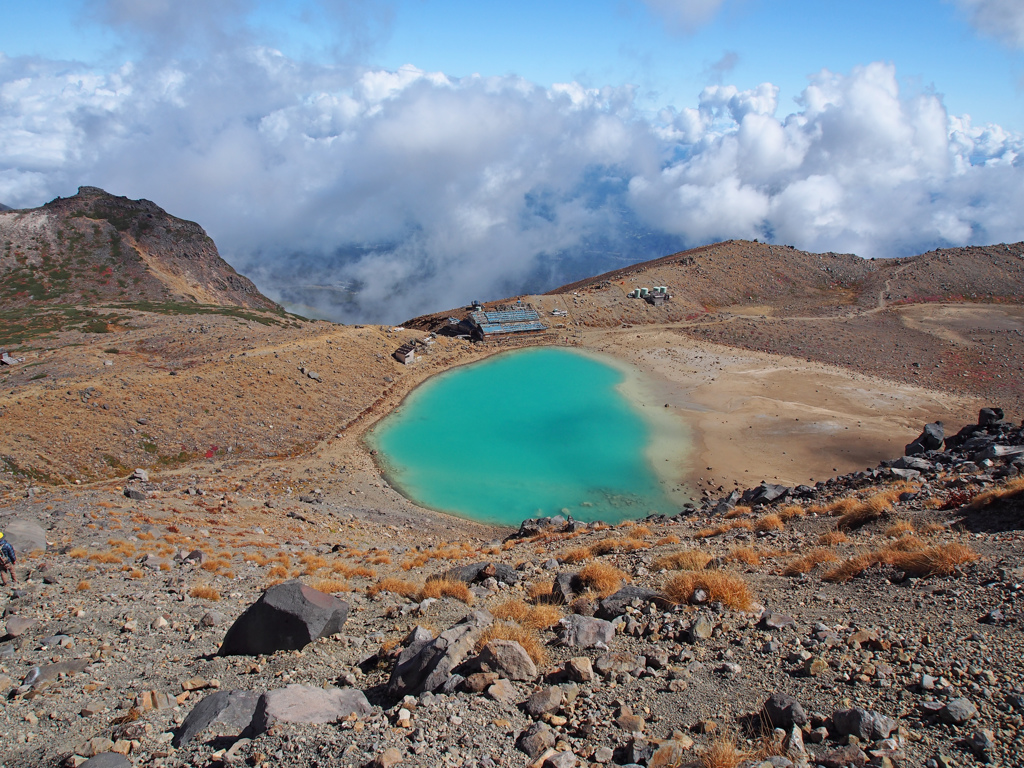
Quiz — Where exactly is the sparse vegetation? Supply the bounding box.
[577,562,627,598]
[475,623,548,666]
[653,550,712,572]
[663,570,753,611]
[189,584,221,601]
[419,577,473,604]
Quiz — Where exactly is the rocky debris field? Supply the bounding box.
[0,410,1021,768]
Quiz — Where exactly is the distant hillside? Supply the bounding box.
[545,239,1024,323]
[0,186,278,311]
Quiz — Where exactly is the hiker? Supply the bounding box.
[0,532,16,585]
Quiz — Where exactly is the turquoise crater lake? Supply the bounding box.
[367,347,689,526]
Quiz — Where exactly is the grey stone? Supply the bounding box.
[523,686,562,717]
[760,612,797,630]
[832,707,897,740]
[543,752,577,768]
[486,678,518,704]
[173,689,261,747]
[596,586,669,620]
[566,657,594,683]
[124,486,148,501]
[552,572,576,604]
[79,755,132,768]
[595,652,644,677]
[940,697,977,725]
[689,615,714,641]
[559,615,614,648]
[814,744,866,768]
[387,613,492,697]
[219,579,350,656]
[201,610,228,627]
[4,616,35,637]
[763,692,808,729]
[2,518,47,553]
[22,657,90,687]
[516,722,555,757]
[478,639,537,681]
[967,729,996,761]
[250,684,371,732]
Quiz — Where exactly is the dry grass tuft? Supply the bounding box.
[918,521,947,534]
[818,531,848,546]
[653,550,713,572]
[67,547,88,559]
[781,548,839,577]
[310,577,351,593]
[89,551,122,564]
[694,520,752,539]
[577,562,627,598]
[76,580,91,591]
[836,491,895,531]
[492,599,562,629]
[777,505,806,521]
[754,514,784,532]
[588,537,649,556]
[663,570,753,611]
[368,577,421,599]
[190,584,221,601]
[824,541,978,582]
[527,581,555,603]
[475,623,548,666]
[700,734,748,768]
[267,565,290,580]
[723,505,752,519]
[560,546,592,564]
[655,534,681,546]
[970,476,1024,509]
[419,577,474,604]
[726,547,760,566]
[626,525,652,540]
[884,521,915,537]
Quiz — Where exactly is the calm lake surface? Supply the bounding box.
[368,347,684,526]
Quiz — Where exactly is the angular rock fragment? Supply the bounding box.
[558,615,614,648]
[219,579,349,656]
[173,689,261,747]
[250,684,371,732]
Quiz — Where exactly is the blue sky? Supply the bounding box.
[2,0,1023,321]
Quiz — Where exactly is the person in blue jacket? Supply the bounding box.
[0,532,16,585]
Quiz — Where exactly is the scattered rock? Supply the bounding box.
[173,689,261,747]
[478,639,537,681]
[251,684,371,732]
[558,615,614,648]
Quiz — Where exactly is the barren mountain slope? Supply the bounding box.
[0,187,277,311]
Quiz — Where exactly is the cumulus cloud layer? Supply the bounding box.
[1,48,1022,323]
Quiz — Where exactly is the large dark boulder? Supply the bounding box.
[905,421,944,456]
[218,580,349,656]
[173,690,261,747]
[762,692,808,729]
[741,482,791,506]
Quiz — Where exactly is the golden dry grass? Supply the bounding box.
[918,521,947,534]
[824,541,978,582]
[884,521,915,537]
[310,577,351,593]
[777,505,806,521]
[89,551,122,564]
[723,505,752,519]
[588,537,650,556]
[970,476,1024,509]
[626,525,652,540]
[726,547,760,566]
[368,577,421,599]
[781,548,840,577]
[700,734,748,768]
[267,565,290,579]
[67,547,88,559]
[76,580,91,591]
[694,520,752,539]
[663,570,753,611]
[527,581,554,603]
[419,577,474,604]
[754,514,784,532]
[190,584,221,601]
[653,550,712,572]
[818,531,848,546]
[560,546,592,565]
[577,562,627,598]
[474,623,548,666]
[655,534,681,546]
[491,599,562,629]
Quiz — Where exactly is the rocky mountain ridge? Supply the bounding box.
[0,187,278,311]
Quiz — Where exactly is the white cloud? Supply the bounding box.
[952,0,1024,47]
[639,0,728,35]
[0,50,1022,324]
